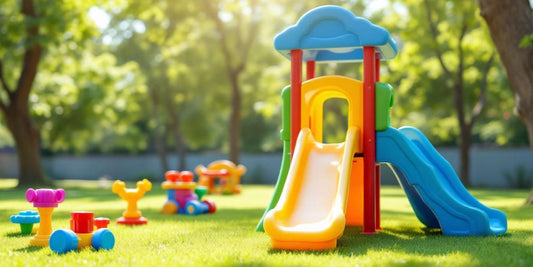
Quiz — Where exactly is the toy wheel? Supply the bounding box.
[50,229,78,254]
[185,200,205,215]
[202,199,216,213]
[92,228,115,251]
[162,201,179,214]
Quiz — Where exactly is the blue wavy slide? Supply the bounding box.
[376,126,507,236]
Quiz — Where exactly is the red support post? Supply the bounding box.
[375,164,381,230]
[306,60,315,80]
[290,50,303,157]
[375,54,381,230]
[362,46,377,234]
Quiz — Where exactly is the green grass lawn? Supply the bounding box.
[1,179,532,267]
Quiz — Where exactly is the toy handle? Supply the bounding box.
[55,189,66,203]
[26,189,37,203]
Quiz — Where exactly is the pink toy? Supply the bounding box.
[26,188,65,246]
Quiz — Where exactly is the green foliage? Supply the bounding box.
[519,33,533,48]
[0,0,150,154]
[34,50,149,153]
[376,0,521,146]
[1,0,526,156]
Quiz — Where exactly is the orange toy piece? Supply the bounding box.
[195,160,246,194]
[112,179,152,225]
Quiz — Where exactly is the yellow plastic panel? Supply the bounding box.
[301,76,364,142]
[264,127,360,250]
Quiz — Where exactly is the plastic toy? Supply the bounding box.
[49,211,115,254]
[256,5,507,250]
[10,210,40,234]
[196,160,246,194]
[26,188,65,246]
[161,170,216,215]
[112,179,152,225]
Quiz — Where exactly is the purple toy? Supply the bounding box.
[161,171,216,215]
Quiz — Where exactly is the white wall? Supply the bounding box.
[1,147,532,188]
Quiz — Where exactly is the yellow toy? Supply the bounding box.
[112,179,152,225]
[25,188,65,246]
[195,160,246,194]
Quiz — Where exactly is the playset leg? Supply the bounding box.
[376,164,381,230]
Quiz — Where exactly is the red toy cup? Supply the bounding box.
[70,211,94,233]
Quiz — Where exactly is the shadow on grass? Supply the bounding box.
[143,208,266,228]
[4,232,34,238]
[13,246,44,253]
[266,227,533,265]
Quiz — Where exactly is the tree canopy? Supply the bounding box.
[0,0,529,186]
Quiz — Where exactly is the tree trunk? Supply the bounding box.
[164,93,187,170]
[4,106,48,187]
[478,0,533,203]
[229,72,241,164]
[202,0,258,165]
[0,0,48,187]
[458,127,472,186]
[478,0,533,151]
[525,190,533,205]
[154,122,169,175]
[454,78,472,186]
[155,135,169,174]
[149,84,169,175]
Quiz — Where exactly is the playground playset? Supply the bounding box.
[196,160,247,194]
[112,178,152,225]
[161,170,216,215]
[49,211,115,254]
[256,5,507,250]
[10,210,40,235]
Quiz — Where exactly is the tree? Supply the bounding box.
[108,0,216,171]
[0,0,151,186]
[377,0,511,186]
[423,0,497,186]
[0,0,100,186]
[201,0,261,164]
[477,0,533,203]
[0,0,46,186]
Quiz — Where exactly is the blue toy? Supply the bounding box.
[10,210,40,234]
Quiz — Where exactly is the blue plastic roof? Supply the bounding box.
[274,5,398,62]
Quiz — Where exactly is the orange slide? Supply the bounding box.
[263,126,361,250]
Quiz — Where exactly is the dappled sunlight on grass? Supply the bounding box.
[1,181,532,266]
[0,179,17,189]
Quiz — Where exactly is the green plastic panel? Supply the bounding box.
[375,82,394,131]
